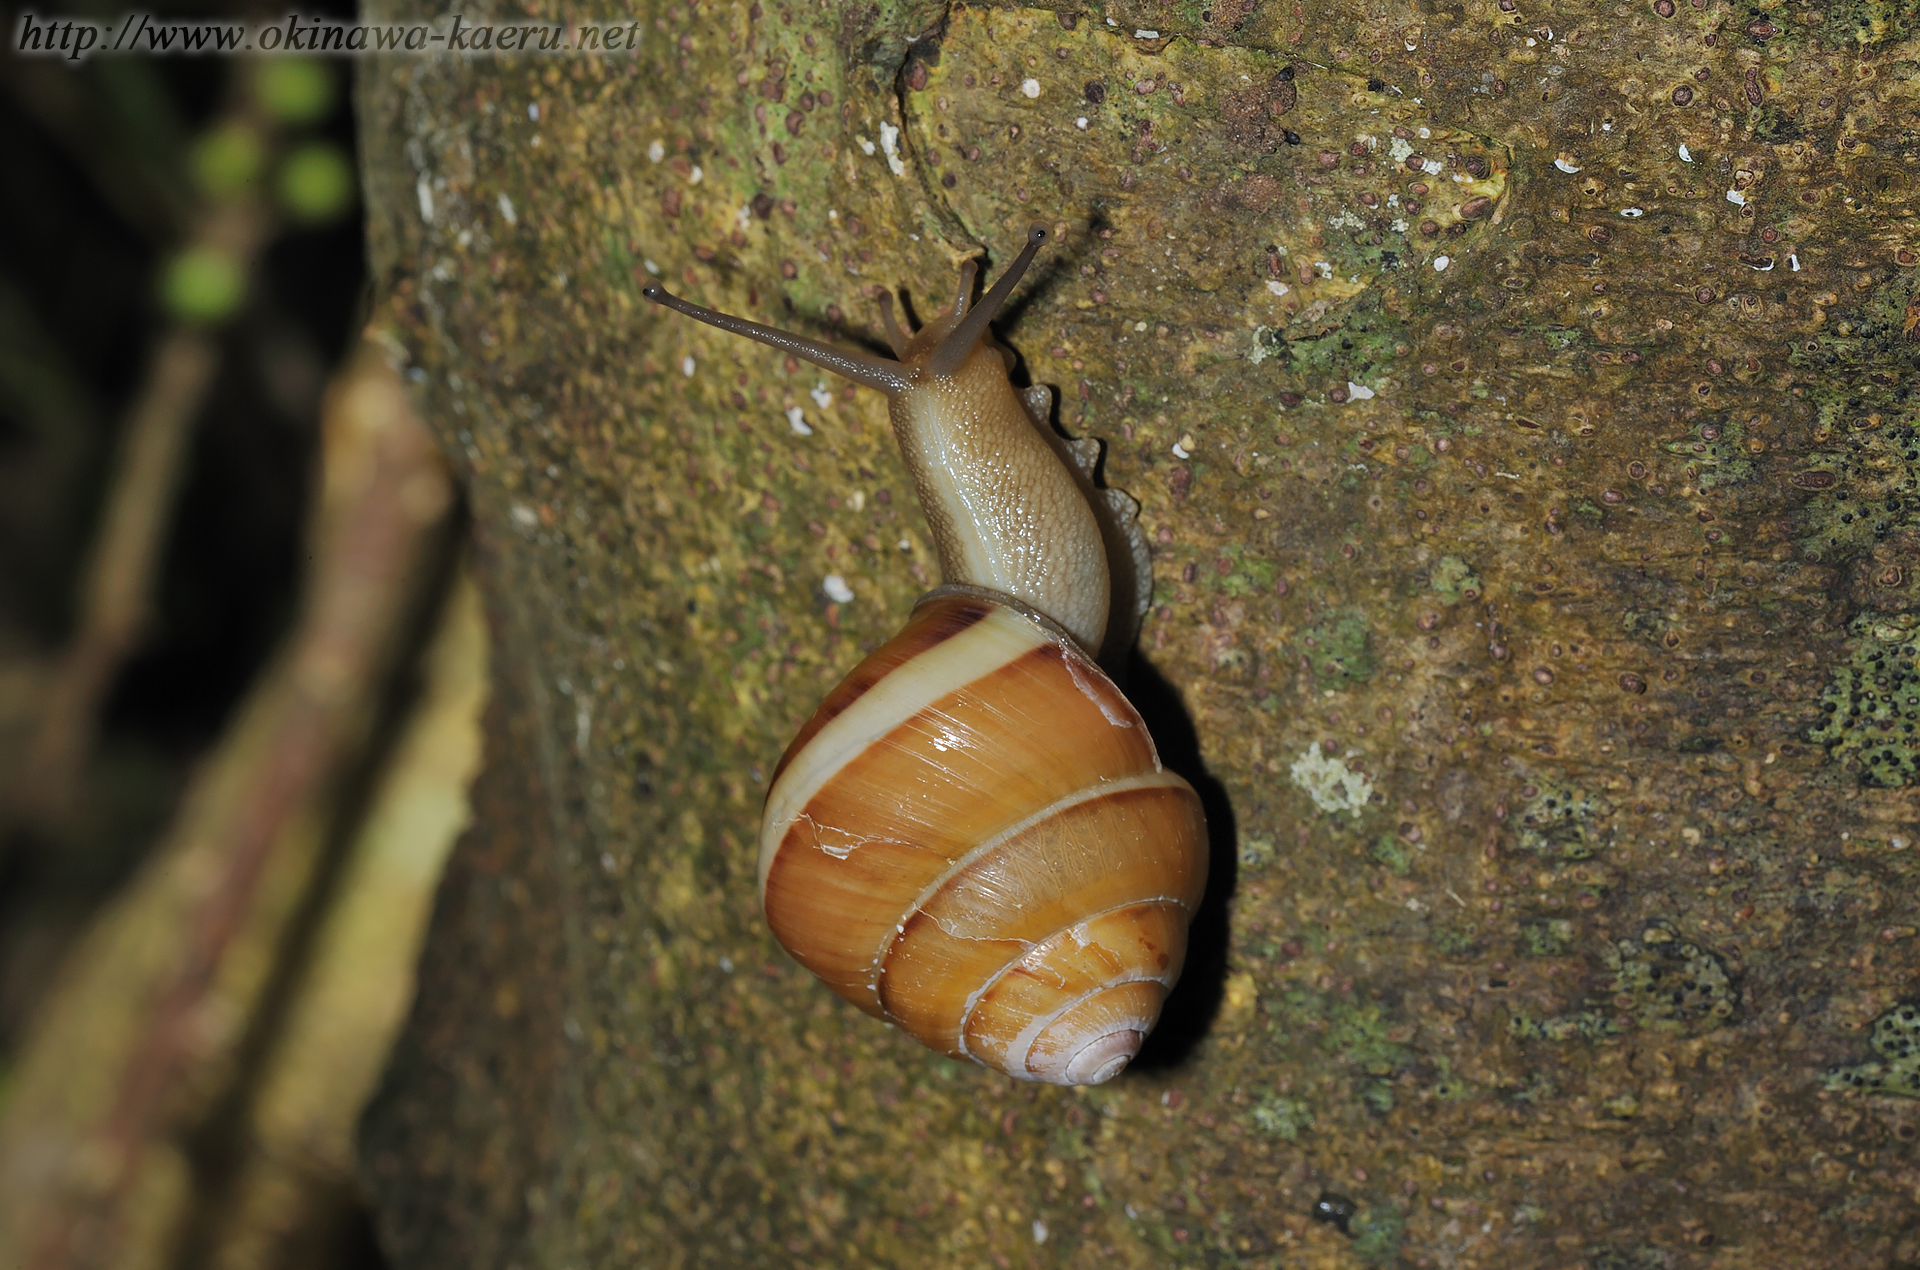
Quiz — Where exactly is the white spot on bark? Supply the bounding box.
[415,175,435,222]
[1346,381,1376,400]
[823,574,854,603]
[497,193,517,225]
[1433,254,1451,271]
[1021,77,1041,98]
[647,139,665,162]
[785,406,813,436]
[1290,742,1374,815]
[879,123,906,176]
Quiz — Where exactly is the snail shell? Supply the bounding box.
[645,226,1208,1084]
[761,588,1207,1084]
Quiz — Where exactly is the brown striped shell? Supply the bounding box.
[760,590,1209,1085]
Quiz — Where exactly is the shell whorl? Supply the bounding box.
[760,592,1209,1084]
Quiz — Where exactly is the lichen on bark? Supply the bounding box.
[358,0,1920,1264]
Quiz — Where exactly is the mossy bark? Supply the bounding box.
[358,1,1920,1265]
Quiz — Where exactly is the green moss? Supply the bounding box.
[1430,555,1481,606]
[1750,100,1807,144]
[1791,419,1920,564]
[1217,545,1278,598]
[1371,836,1411,877]
[1787,275,1920,565]
[1249,1093,1314,1140]
[1515,779,1609,861]
[1601,1092,1640,1118]
[1293,609,1374,688]
[1523,919,1574,957]
[1508,1072,1558,1104]
[1427,1057,1473,1102]
[1661,416,1754,491]
[1323,1001,1412,1077]
[1824,1000,1920,1097]
[1619,607,1679,649]
[1271,990,1414,1114]
[1507,1009,1620,1043]
[1351,1204,1406,1266]
[1238,834,1275,869]
[1605,925,1738,1033]
[1809,0,1914,48]
[1274,306,1409,386]
[1789,273,1914,418]
[1810,611,1920,788]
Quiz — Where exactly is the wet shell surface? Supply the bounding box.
[759,591,1209,1085]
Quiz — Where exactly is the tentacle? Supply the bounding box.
[950,259,980,319]
[643,284,912,395]
[877,291,911,358]
[928,225,1049,377]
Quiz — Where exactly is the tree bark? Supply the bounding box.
[359,3,1920,1266]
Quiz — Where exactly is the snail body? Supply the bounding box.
[644,227,1207,1084]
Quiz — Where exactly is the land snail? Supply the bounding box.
[643,226,1208,1086]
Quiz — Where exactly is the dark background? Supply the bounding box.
[2,2,376,1259]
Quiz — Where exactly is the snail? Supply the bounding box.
[643,226,1208,1085]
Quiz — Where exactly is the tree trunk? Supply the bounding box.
[357,2,1920,1265]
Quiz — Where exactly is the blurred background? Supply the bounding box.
[2,12,479,1268]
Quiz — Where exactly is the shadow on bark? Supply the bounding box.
[1121,653,1238,1076]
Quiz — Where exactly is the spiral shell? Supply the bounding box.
[760,590,1209,1085]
